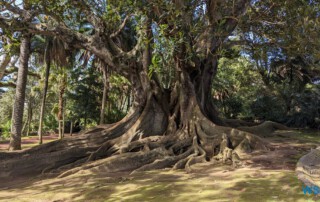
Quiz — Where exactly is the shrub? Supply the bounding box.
[0,120,11,140]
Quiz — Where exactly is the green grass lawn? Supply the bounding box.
[1,129,320,202]
[0,165,318,202]
[0,135,58,151]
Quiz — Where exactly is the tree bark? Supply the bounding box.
[126,88,131,113]
[0,48,269,179]
[0,0,265,178]
[62,103,65,138]
[26,98,33,137]
[38,40,52,144]
[58,76,66,139]
[100,65,109,124]
[21,96,34,137]
[0,54,11,80]
[9,34,31,151]
[0,63,267,179]
[70,121,73,136]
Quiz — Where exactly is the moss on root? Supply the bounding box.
[1,129,318,201]
[238,121,289,137]
[0,166,315,202]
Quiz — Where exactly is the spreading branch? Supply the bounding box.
[110,15,132,39]
[0,80,16,88]
[0,2,143,75]
[5,67,40,78]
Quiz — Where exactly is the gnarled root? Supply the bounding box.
[0,95,270,180]
[75,103,269,176]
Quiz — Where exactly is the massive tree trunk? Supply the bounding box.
[0,53,267,179]
[9,34,31,151]
[0,0,266,180]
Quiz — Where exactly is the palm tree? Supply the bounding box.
[79,51,110,125]
[53,37,69,139]
[37,36,68,142]
[9,34,31,150]
[100,64,109,124]
[57,67,67,139]
[38,37,52,144]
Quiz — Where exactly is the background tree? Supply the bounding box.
[67,63,103,129]
[9,34,31,150]
[37,37,52,144]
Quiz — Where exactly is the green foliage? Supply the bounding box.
[150,24,176,88]
[214,53,320,128]
[213,57,263,119]
[0,89,14,126]
[1,0,319,131]
[286,84,320,128]
[0,120,11,139]
[106,74,131,123]
[222,96,243,119]
[250,95,286,122]
[67,66,103,128]
[43,113,58,132]
[104,107,127,124]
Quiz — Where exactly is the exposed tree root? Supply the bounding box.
[237,121,289,137]
[224,119,259,128]
[0,96,271,180]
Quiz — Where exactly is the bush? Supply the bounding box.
[214,96,243,119]
[0,120,11,140]
[105,108,127,124]
[285,86,320,128]
[250,95,286,122]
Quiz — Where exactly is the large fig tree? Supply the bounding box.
[0,0,318,178]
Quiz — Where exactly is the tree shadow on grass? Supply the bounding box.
[227,170,319,202]
[1,129,319,201]
[1,166,319,202]
[0,166,237,202]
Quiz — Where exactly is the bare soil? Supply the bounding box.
[0,134,73,151]
[0,130,319,202]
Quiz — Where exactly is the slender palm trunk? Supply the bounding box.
[100,66,109,125]
[26,98,33,137]
[58,75,66,139]
[9,34,31,151]
[38,47,51,144]
[22,96,34,137]
[62,99,65,138]
[69,121,73,136]
[21,118,28,136]
[126,88,131,113]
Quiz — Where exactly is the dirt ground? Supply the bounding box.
[0,134,72,151]
[0,130,319,202]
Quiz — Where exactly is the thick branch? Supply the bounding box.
[5,67,40,78]
[0,54,11,80]
[0,1,30,19]
[0,80,16,88]
[110,15,132,38]
[206,0,250,53]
